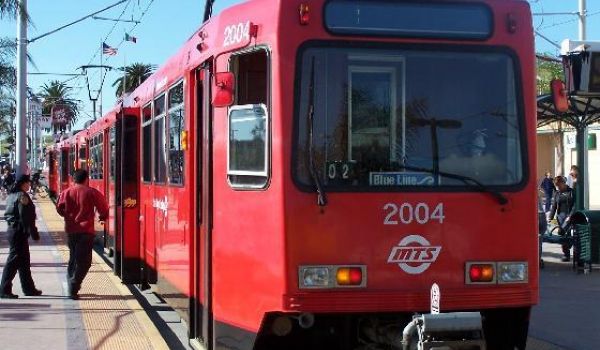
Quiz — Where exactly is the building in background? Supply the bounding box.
[537,123,600,209]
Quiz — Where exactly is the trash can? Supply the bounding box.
[570,210,600,273]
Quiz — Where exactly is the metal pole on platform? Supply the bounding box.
[578,0,589,209]
[579,0,587,41]
[16,0,28,177]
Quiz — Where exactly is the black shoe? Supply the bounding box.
[0,292,19,299]
[561,256,570,262]
[69,293,79,300]
[24,289,42,296]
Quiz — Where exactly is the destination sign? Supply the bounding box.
[369,172,435,186]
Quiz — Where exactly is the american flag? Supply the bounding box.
[102,42,117,56]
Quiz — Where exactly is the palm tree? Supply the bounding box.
[38,80,79,133]
[112,62,155,97]
[0,91,15,140]
[0,37,16,142]
[0,0,18,18]
[0,38,16,91]
[0,0,31,22]
[0,0,29,20]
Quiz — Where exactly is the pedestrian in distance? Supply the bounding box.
[539,171,554,213]
[548,176,576,262]
[0,174,42,299]
[0,167,15,198]
[56,169,108,300]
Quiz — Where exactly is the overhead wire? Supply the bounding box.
[79,0,134,122]
[85,0,155,98]
[84,0,134,69]
[537,10,600,30]
[96,0,156,104]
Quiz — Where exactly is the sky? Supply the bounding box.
[0,0,242,129]
[529,0,600,54]
[0,0,599,130]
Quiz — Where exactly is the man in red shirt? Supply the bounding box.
[56,169,108,299]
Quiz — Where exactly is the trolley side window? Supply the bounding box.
[92,135,100,179]
[69,145,76,175]
[89,137,96,179]
[142,103,152,183]
[79,144,87,171]
[153,94,167,184]
[90,134,104,180]
[109,127,116,181]
[168,81,185,185]
[227,49,270,188]
[97,134,104,180]
[60,149,69,182]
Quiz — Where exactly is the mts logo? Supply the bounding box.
[387,235,442,274]
[388,246,440,263]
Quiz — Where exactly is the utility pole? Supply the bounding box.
[579,0,586,41]
[577,0,589,209]
[16,0,28,177]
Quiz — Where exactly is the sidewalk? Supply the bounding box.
[0,197,170,350]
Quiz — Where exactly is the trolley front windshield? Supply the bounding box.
[294,45,525,191]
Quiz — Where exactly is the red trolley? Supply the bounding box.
[57,1,539,349]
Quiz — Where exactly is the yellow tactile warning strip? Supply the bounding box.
[37,197,170,350]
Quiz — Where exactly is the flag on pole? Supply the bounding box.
[124,33,137,43]
[102,42,118,55]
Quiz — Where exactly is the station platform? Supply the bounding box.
[0,197,172,350]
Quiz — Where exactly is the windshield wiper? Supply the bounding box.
[307,57,327,207]
[399,164,508,205]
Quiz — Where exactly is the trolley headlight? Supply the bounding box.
[497,262,528,283]
[299,266,330,288]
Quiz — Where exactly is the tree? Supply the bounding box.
[0,38,16,89]
[0,0,18,18]
[112,63,155,97]
[0,0,29,20]
[536,53,563,95]
[536,53,567,177]
[0,37,16,144]
[38,80,79,133]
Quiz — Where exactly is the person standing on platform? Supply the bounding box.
[539,171,554,214]
[0,175,42,298]
[56,169,108,300]
[548,176,576,262]
[566,165,579,189]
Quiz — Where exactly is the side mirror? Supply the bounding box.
[213,72,235,107]
[551,79,569,113]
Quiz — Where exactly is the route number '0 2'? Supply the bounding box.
[223,22,250,47]
[383,203,445,225]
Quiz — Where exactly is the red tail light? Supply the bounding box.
[468,263,495,283]
[337,267,363,286]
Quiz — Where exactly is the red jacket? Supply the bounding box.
[57,184,109,234]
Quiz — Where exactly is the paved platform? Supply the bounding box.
[0,197,170,350]
[528,240,600,350]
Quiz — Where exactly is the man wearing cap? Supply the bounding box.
[0,174,42,298]
[56,169,108,300]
